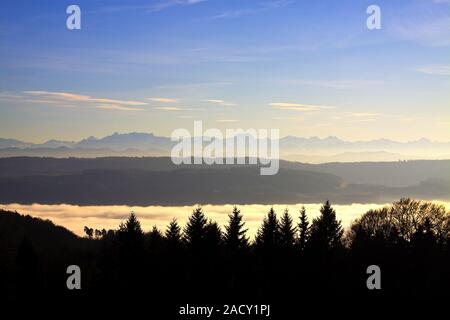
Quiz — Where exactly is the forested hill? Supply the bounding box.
[0,157,448,187]
[0,157,448,205]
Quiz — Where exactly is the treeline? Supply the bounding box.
[1,198,449,309]
[77,198,450,302]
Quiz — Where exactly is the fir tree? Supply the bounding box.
[255,207,280,250]
[118,212,145,253]
[119,212,143,237]
[148,226,163,246]
[223,206,249,252]
[298,206,309,251]
[279,208,296,249]
[205,220,223,250]
[309,201,343,251]
[165,218,182,247]
[183,206,208,250]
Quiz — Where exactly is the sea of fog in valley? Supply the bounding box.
[2,201,450,237]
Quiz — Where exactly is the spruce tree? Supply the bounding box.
[255,207,280,250]
[165,218,182,247]
[224,206,249,252]
[119,212,143,237]
[298,206,309,251]
[118,212,144,248]
[309,201,343,251]
[279,208,296,249]
[117,212,145,289]
[183,206,208,250]
[148,226,163,246]
[205,220,223,250]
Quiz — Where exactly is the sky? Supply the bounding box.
[0,0,449,143]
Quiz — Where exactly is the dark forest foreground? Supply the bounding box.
[0,198,449,317]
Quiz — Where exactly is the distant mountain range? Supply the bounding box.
[1,132,449,163]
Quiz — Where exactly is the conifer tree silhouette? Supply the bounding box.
[161,219,183,299]
[119,212,144,239]
[118,212,144,253]
[298,206,310,252]
[117,212,145,289]
[279,208,296,250]
[165,218,182,248]
[205,220,223,251]
[183,206,208,251]
[148,226,164,253]
[309,201,343,251]
[148,225,163,240]
[256,207,280,251]
[224,206,249,252]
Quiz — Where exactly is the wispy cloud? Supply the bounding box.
[206,99,236,106]
[150,0,207,12]
[0,92,82,108]
[24,91,147,106]
[211,0,294,19]
[96,105,145,111]
[155,106,182,111]
[103,0,208,13]
[330,112,380,122]
[417,65,450,76]
[148,97,178,103]
[155,106,205,111]
[0,92,22,99]
[270,102,336,111]
[343,112,379,118]
[286,79,384,89]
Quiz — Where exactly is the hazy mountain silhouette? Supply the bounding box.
[1,132,450,162]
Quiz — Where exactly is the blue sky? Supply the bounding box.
[0,0,449,142]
